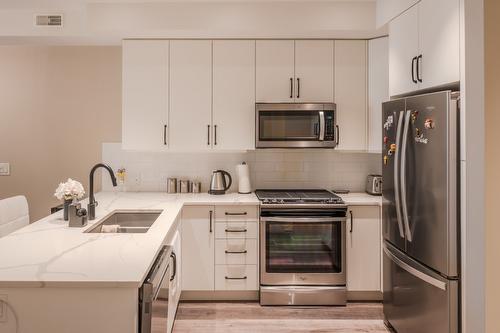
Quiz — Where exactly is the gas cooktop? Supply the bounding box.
[255,189,345,206]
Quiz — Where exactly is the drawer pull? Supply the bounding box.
[225,276,247,280]
[225,250,248,254]
[225,212,247,216]
[225,228,247,233]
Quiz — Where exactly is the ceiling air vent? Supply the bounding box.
[34,14,63,27]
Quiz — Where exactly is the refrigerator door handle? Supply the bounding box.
[394,111,405,238]
[400,110,413,242]
[384,245,447,291]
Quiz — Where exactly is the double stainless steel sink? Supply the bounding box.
[85,210,163,233]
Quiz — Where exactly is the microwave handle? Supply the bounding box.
[319,111,325,141]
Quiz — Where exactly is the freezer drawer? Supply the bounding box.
[383,243,458,333]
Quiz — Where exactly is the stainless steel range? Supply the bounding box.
[255,189,347,306]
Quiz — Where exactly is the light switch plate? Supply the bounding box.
[0,163,10,176]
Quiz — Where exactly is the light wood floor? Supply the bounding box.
[172,302,391,333]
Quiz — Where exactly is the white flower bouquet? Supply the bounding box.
[54,178,85,202]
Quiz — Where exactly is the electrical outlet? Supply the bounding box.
[0,163,10,176]
[0,294,7,322]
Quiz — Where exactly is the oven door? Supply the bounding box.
[260,216,346,286]
[256,103,337,148]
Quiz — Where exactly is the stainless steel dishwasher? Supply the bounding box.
[139,245,172,333]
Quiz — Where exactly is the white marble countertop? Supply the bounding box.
[338,192,382,206]
[0,191,259,289]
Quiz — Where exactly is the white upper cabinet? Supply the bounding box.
[294,40,335,103]
[256,40,295,103]
[122,40,169,150]
[169,40,213,151]
[418,0,460,90]
[368,37,389,153]
[376,0,420,27]
[256,40,335,103]
[212,40,256,151]
[389,5,419,97]
[389,0,460,96]
[335,40,368,151]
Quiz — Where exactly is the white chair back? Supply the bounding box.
[0,195,29,237]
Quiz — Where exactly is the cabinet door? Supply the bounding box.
[168,229,181,333]
[212,40,256,150]
[389,5,419,96]
[294,40,334,103]
[181,206,215,290]
[256,40,295,103]
[334,40,368,151]
[418,0,460,89]
[169,40,213,150]
[347,206,381,292]
[122,40,169,150]
[368,37,389,153]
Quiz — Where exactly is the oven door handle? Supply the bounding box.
[260,216,346,223]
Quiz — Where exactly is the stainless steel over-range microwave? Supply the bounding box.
[255,103,338,148]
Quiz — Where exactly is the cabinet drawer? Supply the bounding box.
[215,221,258,239]
[215,265,258,290]
[215,239,258,265]
[215,205,258,222]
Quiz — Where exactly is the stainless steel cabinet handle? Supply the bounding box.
[296,77,300,98]
[207,125,211,146]
[225,250,247,254]
[349,210,353,233]
[214,125,218,145]
[170,252,176,282]
[209,210,213,233]
[290,78,293,99]
[394,111,406,239]
[163,124,167,146]
[225,276,247,280]
[225,212,247,216]
[225,228,247,233]
[401,110,412,241]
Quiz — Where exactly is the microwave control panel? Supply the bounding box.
[325,112,335,141]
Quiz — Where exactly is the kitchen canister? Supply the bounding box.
[167,178,177,193]
[179,180,190,193]
[236,162,251,194]
[191,182,202,193]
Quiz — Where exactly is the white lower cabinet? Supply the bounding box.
[215,265,258,291]
[214,221,258,239]
[346,205,382,292]
[215,239,258,265]
[181,206,215,291]
[168,229,181,333]
[181,205,259,293]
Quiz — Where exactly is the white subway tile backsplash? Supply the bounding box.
[102,143,381,192]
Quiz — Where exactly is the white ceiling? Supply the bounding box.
[0,0,383,45]
[0,0,376,9]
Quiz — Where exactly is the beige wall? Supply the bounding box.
[485,0,500,331]
[0,46,121,221]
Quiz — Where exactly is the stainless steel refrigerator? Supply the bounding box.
[382,90,460,333]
